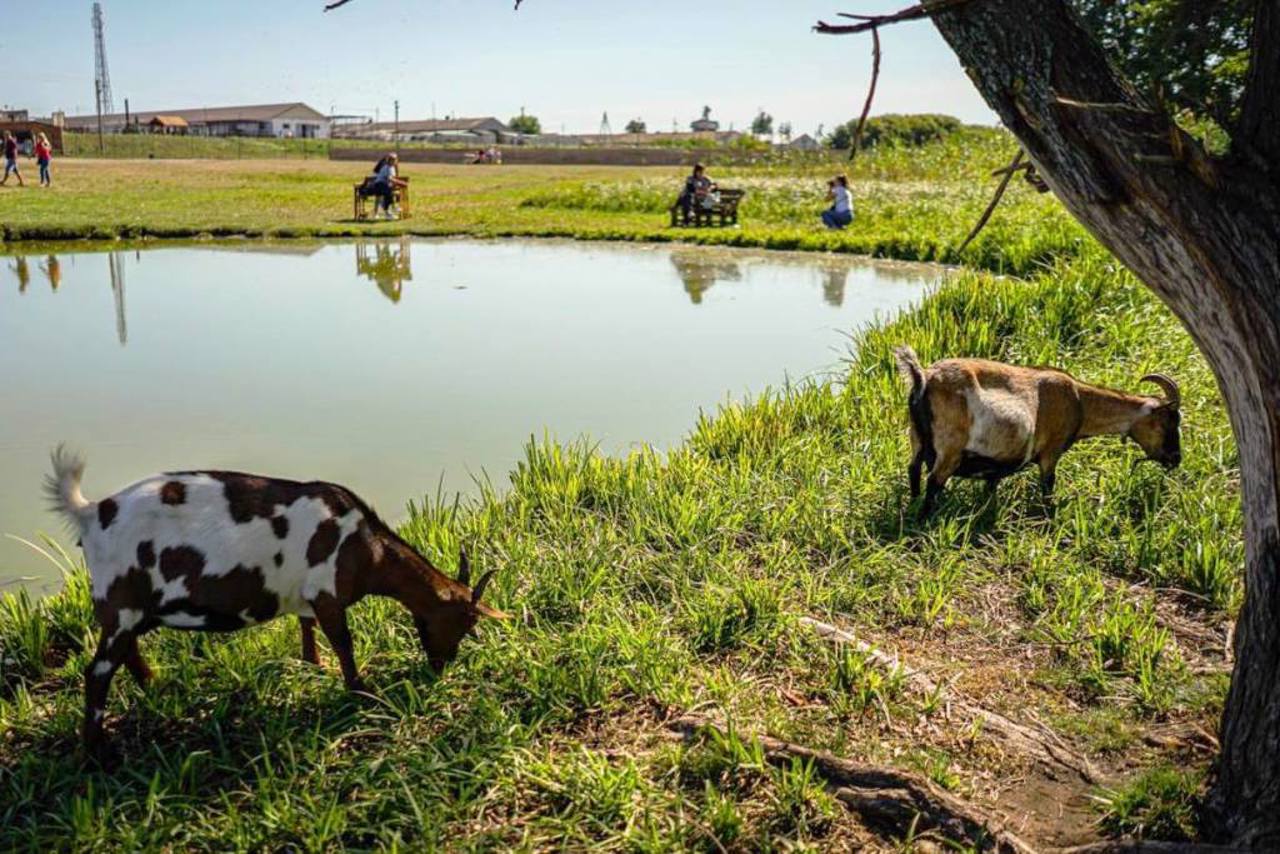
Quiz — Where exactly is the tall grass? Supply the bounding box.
[0,231,1239,847]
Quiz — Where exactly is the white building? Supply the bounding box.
[65,102,331,138]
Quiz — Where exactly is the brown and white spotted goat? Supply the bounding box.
[893,347,1182,516]
[47,447,508,756]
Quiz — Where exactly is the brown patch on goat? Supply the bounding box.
[307,519,342,566]
[271,515,289,539]
[333,526,376,601]
[192,564,279,624]
[274,551,284,567]
[96,565,160,635]
[159,545,206,583]
[195,471,364,525]
[136,540,156,570]
[160,481,187,505]
[97,498,118,530]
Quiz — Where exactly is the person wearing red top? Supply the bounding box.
[34,133,52,187]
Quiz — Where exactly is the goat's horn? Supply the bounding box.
[471,570,496,602]
[457,545,471,586]
[1140,373,1181,408]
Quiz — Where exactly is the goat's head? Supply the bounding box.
[1128,374,1182,469]
[412,546,509,673]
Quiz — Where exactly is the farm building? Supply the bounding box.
[0,119,64,154]
[64,103,330,138]
[335,116,515,144]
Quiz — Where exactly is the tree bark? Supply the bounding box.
[916,0,1280,845]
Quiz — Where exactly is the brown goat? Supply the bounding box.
[893,347,1181,516]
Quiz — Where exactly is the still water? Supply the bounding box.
[1,238,936,590]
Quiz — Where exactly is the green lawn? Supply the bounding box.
[0,131,1239,851]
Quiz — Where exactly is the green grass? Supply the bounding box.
[5,128,1081,276]
[0,127,1242,849]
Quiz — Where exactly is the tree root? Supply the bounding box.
[669,713,1039,853]
[1054,842,1245,853]
[799,616,1104,784]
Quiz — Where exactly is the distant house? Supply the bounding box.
[65,102,330,138]
[147,115,189,135]
[337,116,515,144]
[2,108,30,122]
[787,133,821,151]
[0,118,64,153]
[690,106,719,133]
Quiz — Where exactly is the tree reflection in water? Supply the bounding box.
[355,238,413,303]
[668,250,743,305]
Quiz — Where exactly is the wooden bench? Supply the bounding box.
[669,188,745,228]
[353,177,411,221]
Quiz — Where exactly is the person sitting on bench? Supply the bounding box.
[677,163,714,226]
[365,153,406,219]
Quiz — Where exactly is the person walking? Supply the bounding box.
[1,131,24,187]
[34,133,52,187]
[821,174,853,230]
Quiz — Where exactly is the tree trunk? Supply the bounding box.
[920,0,1280,845]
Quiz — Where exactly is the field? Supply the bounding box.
[0,131,1241,851]
[2,129,1080,276]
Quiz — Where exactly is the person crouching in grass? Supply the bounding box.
[821,174,853,230]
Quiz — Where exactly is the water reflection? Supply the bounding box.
[40,255,61,291]
[109,253,127,345]
[355,239,412,303]
[669,250,742,305]
[821,267,847,307]
[9,256,30,292]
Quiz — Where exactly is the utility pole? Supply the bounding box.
[394,99,400,156]
[95,79,104,155]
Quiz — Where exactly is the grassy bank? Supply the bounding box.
[0,225,1239,848]
[3,129,1081,276]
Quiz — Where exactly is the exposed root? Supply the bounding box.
[669,713,1039,853]
[1054,842,1245,853]
[799,616,1103,784]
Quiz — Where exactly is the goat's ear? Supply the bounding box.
[457,545,470,586]
[475,602,510,620]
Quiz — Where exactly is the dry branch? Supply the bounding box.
[669,713,1039,853]
[955,148,1025,253]
[799,616,1103,783]
[848,26,882,161]
[815,0,975,35]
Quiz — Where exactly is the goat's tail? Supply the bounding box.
[44,444,93,532]
[893,345,925,393]
[893,346,936,467]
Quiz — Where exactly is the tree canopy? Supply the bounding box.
[1071,0,1253,129]
[508,113,541,135]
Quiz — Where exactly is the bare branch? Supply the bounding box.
[323,0,355,10]
[848,26,881,161]
[815,0,974,35]
[956,148,1024,254]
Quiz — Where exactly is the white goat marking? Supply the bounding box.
[964,387,1038,464]
[92,660,114,676]
[74,472,369,630]
[162,612,206,628]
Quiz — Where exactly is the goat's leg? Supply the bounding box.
[1037,454,1060,497]
[121,634,153,688]
[921,452,961,519]
[299,616,320,665]
[310,596,365,692]
[83,628,129,758]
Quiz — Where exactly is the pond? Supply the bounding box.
[0,238,937,591]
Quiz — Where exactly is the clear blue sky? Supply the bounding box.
[4,0,995,134]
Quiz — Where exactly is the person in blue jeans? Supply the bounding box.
[821,174,853,229]
[1,131,24,187]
